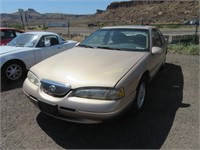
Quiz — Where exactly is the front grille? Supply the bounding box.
[41,79,71,97]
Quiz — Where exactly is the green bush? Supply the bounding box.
[10,24,23,30]
[168,44,199,55]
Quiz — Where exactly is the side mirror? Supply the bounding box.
[76,42,80,46]
[152,46,163,55]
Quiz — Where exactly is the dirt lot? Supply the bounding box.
[0,53,199,149]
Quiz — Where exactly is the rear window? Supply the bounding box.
[0,30,15,39]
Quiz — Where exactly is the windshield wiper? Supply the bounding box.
[96,46,122,50]
[78,44,94,48]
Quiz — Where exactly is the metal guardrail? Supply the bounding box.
[164,34,199,44]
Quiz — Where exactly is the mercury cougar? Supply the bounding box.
[23,26,167,123]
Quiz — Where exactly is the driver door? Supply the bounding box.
[34,35,63,63]
[149,29,166,77]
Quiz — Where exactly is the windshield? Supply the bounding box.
[8,34,39,47]
[79,28,149,51]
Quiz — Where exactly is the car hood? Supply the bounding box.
[0,46,33,55]
[31,47,147,88]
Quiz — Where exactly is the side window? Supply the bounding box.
[15,31,23,36]
[36,36,45,47]
[10,30,16,38]
[0,31,6,39]
[36,35,59,47]
[49,37,59,46]
[152,29,162,47]
[45,36,59,46]
[1,30,15,39]
[156,29,165,45]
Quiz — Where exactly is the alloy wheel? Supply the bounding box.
[6,64,23,81]
[137,82,146,109]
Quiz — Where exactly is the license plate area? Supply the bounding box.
[38,101,58,116]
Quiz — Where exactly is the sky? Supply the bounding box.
[0,0,128,14]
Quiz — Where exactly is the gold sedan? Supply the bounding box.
[23,25,167,123]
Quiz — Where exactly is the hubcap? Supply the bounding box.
[137,82,146,109]
[6,64,22,80]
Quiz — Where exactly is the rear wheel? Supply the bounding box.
[1,61,26,83]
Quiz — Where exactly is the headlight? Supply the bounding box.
[27,71,40,86]
[73,87,125,100]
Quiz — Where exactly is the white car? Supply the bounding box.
[0,32,77,82]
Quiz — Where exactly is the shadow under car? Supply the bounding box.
[36,63,185,149]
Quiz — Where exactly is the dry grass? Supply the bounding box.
[168,44,199,55]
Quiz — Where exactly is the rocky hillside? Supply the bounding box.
[1,1,199,27]
[1,9,90,26]
[93,0,199,25]
[106,1,164,9]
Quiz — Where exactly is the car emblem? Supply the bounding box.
[49,85,56,93]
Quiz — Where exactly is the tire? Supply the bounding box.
[1,61,26,83]
[133,76,148,112]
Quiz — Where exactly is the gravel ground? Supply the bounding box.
[0,53,199,149]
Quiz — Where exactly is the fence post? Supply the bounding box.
[141,17,144,25]
[194,22,199,44]
[68,22,70,38]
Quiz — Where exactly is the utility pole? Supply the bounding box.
[18,9,25,31]
[194,21,199,44]
[25,12,29,30]
[3,20,7,27]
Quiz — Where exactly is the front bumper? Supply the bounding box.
[23,78,136,124]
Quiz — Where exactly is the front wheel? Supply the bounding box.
[1,61,26,83]
[134,76,148,112]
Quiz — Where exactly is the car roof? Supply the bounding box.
[0,28,59,36]
[0,27,24,32]
[23,31,59,36]
[102,25,156,30]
